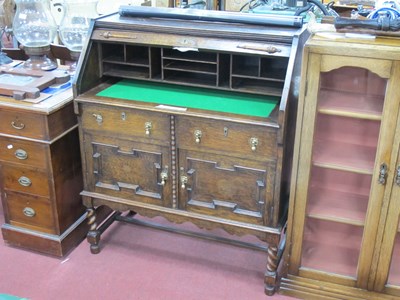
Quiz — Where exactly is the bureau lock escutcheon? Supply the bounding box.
[145,122,152,136]
[194,130,202,144]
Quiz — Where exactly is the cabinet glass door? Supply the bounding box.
[301,65,387,278]
[374,144,400,295]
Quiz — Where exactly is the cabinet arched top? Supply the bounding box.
[321,55,392,79]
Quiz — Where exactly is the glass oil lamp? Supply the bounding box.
[13,0,58,70]
[58,0,99,71]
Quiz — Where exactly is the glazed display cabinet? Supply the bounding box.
[73,7,308,294]
[281,34,400,299]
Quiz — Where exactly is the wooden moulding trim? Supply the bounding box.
[1,211,88,242]
[80,190,283,235]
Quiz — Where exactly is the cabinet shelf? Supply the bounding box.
[312,139,376,174]
[307,187,369,225]
[302,218,363,277]
[163,60,217,74]
[103,57,150,67]
[318,89,384,120]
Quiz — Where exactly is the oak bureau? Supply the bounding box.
[73,7,308,294]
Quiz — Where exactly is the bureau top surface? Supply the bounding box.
[94,9,305,45]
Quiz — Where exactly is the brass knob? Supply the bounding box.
[145,122,152,136]
[194,130,202,144]
[180,175,188,189]
[250,137,259,151]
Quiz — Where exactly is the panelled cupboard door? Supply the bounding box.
[288,51,400,290]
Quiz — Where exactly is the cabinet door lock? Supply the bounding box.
[378,163,388,185]
[180,175,188,189]
[159,166,168,186]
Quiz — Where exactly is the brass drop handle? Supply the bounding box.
[23,207,36,217]
[15,149,28,160]
[92,113,103,125]
[11,121,25,130]
[378,163,388,185]
[145,122,152,136]
[396,166,400,186]
[194,130,202,144]
[250,137,259,151]
[160,167,168,186]
[18,176,32,187]
[180,175,188,189]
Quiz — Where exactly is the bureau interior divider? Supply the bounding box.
[98,42,289,96]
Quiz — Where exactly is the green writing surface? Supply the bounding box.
[97,79,279,118]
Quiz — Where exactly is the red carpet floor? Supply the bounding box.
[0,204,295,300]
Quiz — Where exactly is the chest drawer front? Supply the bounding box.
[0,109,47,140]
[2,165,50,197]
[0,136,48,169]
[4,190,55,234]
[176,117,278,160]
[80,104,171,143]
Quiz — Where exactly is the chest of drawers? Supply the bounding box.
[0,89,87,257]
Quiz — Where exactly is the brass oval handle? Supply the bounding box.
[23,207,36,217]
[250,137,259,151]
[145,122,152,136]
[11,121,25,130]
[15,149,28,160]
[18,176,32,187]
[194,130,202,144]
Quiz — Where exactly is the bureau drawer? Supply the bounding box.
[4,190,56,234]
[0,109,47,140]
[0,136,48,169]
[80,104,171,144]
[176,116,278,160]
[2,165,50,197]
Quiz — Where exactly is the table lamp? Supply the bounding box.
[59,0,99,71]
[13,0,58,70]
